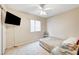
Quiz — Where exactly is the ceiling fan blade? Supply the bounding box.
[38,6,42,9]
[44,8,52,10]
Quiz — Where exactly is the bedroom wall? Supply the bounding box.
[5,7,47,48]
[47,7,79,39]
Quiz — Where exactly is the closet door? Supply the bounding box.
[0,5,6,54]
[2,8,6,54]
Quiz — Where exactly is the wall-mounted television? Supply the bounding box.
[5,12,21,26]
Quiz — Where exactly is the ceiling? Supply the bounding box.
[5,4,79,18]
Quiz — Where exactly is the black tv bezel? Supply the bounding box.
[5,11,21,26]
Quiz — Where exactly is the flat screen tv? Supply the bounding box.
[5,12,21,26]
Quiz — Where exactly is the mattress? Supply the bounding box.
[40,37,63,52]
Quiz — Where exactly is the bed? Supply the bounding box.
[51,37,78,55]
[39,37,64,52]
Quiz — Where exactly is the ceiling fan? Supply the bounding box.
[38,4,52,15]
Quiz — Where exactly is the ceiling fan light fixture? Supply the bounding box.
[44,8,52,10]
[40,10,47,15]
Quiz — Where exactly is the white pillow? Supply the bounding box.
[61,37,77,49]
[63,37,77,44]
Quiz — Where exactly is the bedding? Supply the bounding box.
[39,37,63,52]
[61,37,78,50]
[51,46,77,55]
[51,37,78,55]
[40,37,78,54]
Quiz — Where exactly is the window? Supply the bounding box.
[30,20,41,32]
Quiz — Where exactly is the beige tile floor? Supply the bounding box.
[4,42,50,55]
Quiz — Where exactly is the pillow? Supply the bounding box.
[61,37,78,51]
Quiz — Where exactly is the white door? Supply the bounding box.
[0,7,2,55]
[2,8,6,54]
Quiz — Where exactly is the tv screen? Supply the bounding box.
[5,12,21,26]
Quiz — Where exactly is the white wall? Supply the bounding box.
[47,8,79,39]
[5,8,47,48]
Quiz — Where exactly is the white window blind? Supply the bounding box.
[30,20,41,32]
